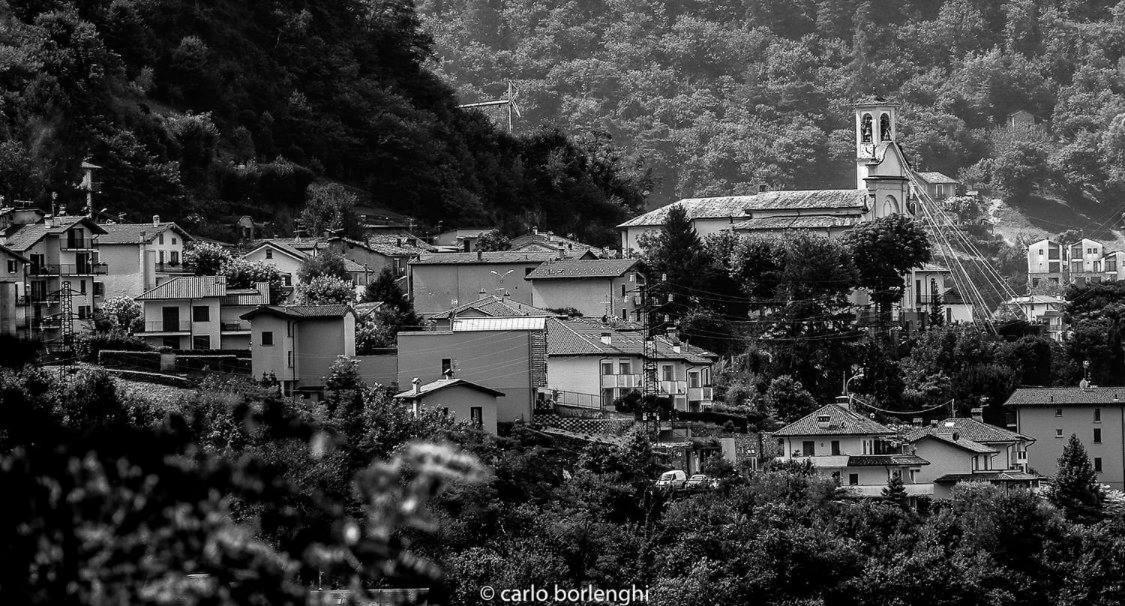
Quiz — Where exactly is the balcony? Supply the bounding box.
[17,294,51,306]
[221,321,251,333]
[138,320,191,334]
[61,237,96,250]
[687,386,714,402]
[155,262,191,274]
[600,373,640,389]
[658,379,687,395]
[28,263,108,276]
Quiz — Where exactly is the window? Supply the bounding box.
[283,274,292,287]
[5,260,15,273]
[1055,408,1063,417]
[286,321,292,337]
[848,473,859,486]
[1095,408,1102,422]
[1094,428,1102,444]
[1056,428,1063,438]
[287,350,293,368]
[602,362,614,375]
[261,331,274,346]
[1095,457,1103,472]
[524,267,534,276]
[689,371,700,388]
[158,233,164,245]
[192,335,210,350]
[77,306,90,319]
[172,237,177,245]
[192,306,210,322]
[621,284,626,297]
[470,407,483,428]
[802,441,815,456]
[265,249,273,259]
[170,251,179,266]
[601,388,614,407]
[162,336,179,349]
[662,365,673,381]
[1038,249,1044,256]
[831,440,840,455]
[93,282,104,297]
[79,280,86,295]
[618,362,631,375]
[158,250,165,264]
[442,358,453,374]
[620,309,626,320]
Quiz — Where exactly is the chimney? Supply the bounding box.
[600,332,611,345]
[912,417,923,426]
[532,226,538,235]
[672,344,682,354]
[152,214,160,225]
[816,414,831,429]
[443,368,454,379]
[970,407,983,422]
[412,377,421,394]
[951,432,960,441]
[557,248,564,260]
[477,250,483,261]
[758,183,768,193]
[834,395,850,410]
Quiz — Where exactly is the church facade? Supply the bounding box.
[617,100,919,251]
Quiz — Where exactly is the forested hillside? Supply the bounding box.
[0,0,645,244]
[422,0,1125,220]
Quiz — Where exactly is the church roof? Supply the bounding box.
[732,215,861,232]
[618,190,866,229]
[917,172,960,185]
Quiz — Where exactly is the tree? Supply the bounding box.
[363,268,420,325]
[641,204,708,326]
[294,275,355,305]
[95,296,142,333]
[844,215,931,321]
[1051,434,1103,523]
[476,230,511,251]
[299,183,363,239]
[185,241,232,275]
[763,375,818,422]
[882,472,909,508]
[222,258,285,303]
[298,249,350,283]
[928,281,945,327]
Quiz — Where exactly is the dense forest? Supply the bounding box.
[422,0,1125,216]
[0,0,646,244]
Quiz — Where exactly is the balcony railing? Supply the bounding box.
[600,373,640,389]
[658,379,687,395]
[687,386,714,402]
[17,294,51,305]
[139,320,191,333]
[155,262,191,273]
[61,238,96,250]
[221,321,251,332]
[28,263,108,276]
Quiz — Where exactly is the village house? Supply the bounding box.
[1026,237,1122,290]
[774,402,933,497]
[393,376,502,435]
[242,304,356,398]
[3,215,108,341]
[526,258,643,320]
[408,251,564,316]
[915,171,961,200]
[1005,294,1066,341]
[0,244,27,337]
[544,317,717,412]
[134,275,269,350]
[396,316,547,423]
[1005,385,1125,490]
[619,100,916,251]
[432,228,494,251]
[509,228,609,258]
[244,237,382,289]
[97,218,193,298]
[904,418,1040,498]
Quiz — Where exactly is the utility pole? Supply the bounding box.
[457,81,521,132]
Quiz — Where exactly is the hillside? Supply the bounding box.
[420,0,1125,229]
[0,0,646,244]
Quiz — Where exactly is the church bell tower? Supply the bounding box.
[854,99,911,219]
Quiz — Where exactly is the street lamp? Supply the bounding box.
[845,372,865,396]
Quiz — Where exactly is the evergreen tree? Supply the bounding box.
[641,204,708,326]
[882,472,909,508]
[1051,434,1104,523]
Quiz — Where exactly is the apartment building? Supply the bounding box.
[408,251,561,315]
[243,304,356,397]
[98,219,193,298]
[526,258,642,320]
[396,317,547,423]
[135,275,269,350]
[0,244,28,337]
[3,216,108,341]
[1006,385,1125,490]
[1027,237,1121,290]
[545,317,717,412]
[774,402,932,497]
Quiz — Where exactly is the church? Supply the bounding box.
[617,100,917,251]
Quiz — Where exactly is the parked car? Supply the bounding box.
[685,474,718,490]
[655,470,687,490]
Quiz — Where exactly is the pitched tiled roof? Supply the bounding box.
[917,171,960,185]
[525,258,639,280]
[99,222,191,245]
[453,317,547,331]
[618,190,865,228]
[545,317,717,364]
[412,251,557,265]
[934,470,1043,484]
[245,240,308,261]
[905,431,998,454]
[732,215,861,232]
[773,403,894,437]
[508,232,608,258]
[392,378,505,400]
[3,217,106,251]
[918,418,1032,443]
[430,295,557,320]
[137,275,228,300]
[1004,386,1125,407]
[241,304,353,320]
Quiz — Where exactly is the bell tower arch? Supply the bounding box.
[854,99,911,219]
